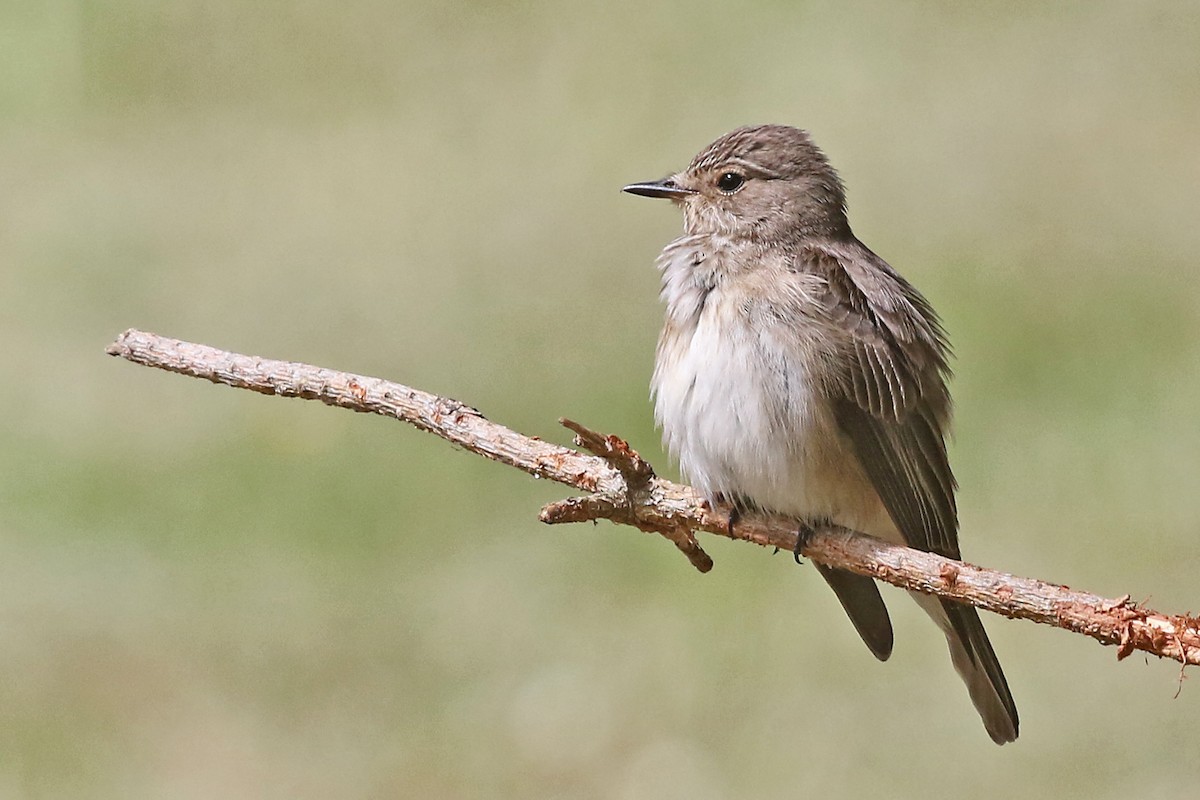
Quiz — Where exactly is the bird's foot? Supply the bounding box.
[793,517,831,565]
[713,493,742,537]
[726,504,742,538]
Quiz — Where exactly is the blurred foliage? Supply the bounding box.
[2,0,1199,797]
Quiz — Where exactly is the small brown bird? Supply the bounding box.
[624,124,1018,743]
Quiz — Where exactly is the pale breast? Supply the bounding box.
[651,238,886,528]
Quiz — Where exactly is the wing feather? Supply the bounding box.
[787,239,1016,742]
[803,244,958,558]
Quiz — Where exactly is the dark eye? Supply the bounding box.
[716,172,745,193]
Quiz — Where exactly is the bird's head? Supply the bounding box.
[624,124,851,242]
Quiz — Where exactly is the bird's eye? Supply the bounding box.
[716,172,745,193]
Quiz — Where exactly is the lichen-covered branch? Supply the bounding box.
[106,328,1200,667]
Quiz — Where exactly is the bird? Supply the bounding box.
[623,124,1018,744]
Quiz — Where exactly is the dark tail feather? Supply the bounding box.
[913,593,1019,743]
[816,565,894,661]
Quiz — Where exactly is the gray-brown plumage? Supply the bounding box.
[624,124,1018,743]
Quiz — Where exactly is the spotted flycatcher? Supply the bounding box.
[624,124,1018,743]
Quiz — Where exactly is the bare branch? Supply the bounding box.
[106,328,1200,667]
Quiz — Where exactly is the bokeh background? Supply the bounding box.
[3,1,1199,797]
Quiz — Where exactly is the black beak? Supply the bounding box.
[622,177,696,199]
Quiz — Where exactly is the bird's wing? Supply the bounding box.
[802,243,960,559]
[797,243,1018,742]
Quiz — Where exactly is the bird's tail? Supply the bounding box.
[910,592,1019,744]
[816,564,894,661]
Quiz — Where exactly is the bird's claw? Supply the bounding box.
[793,518,829,564]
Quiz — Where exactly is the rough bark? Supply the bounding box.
[106,328,1200,668]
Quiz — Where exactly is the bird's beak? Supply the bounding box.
[622,177,696,199]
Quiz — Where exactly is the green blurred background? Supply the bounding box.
[3,1,1199,797]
